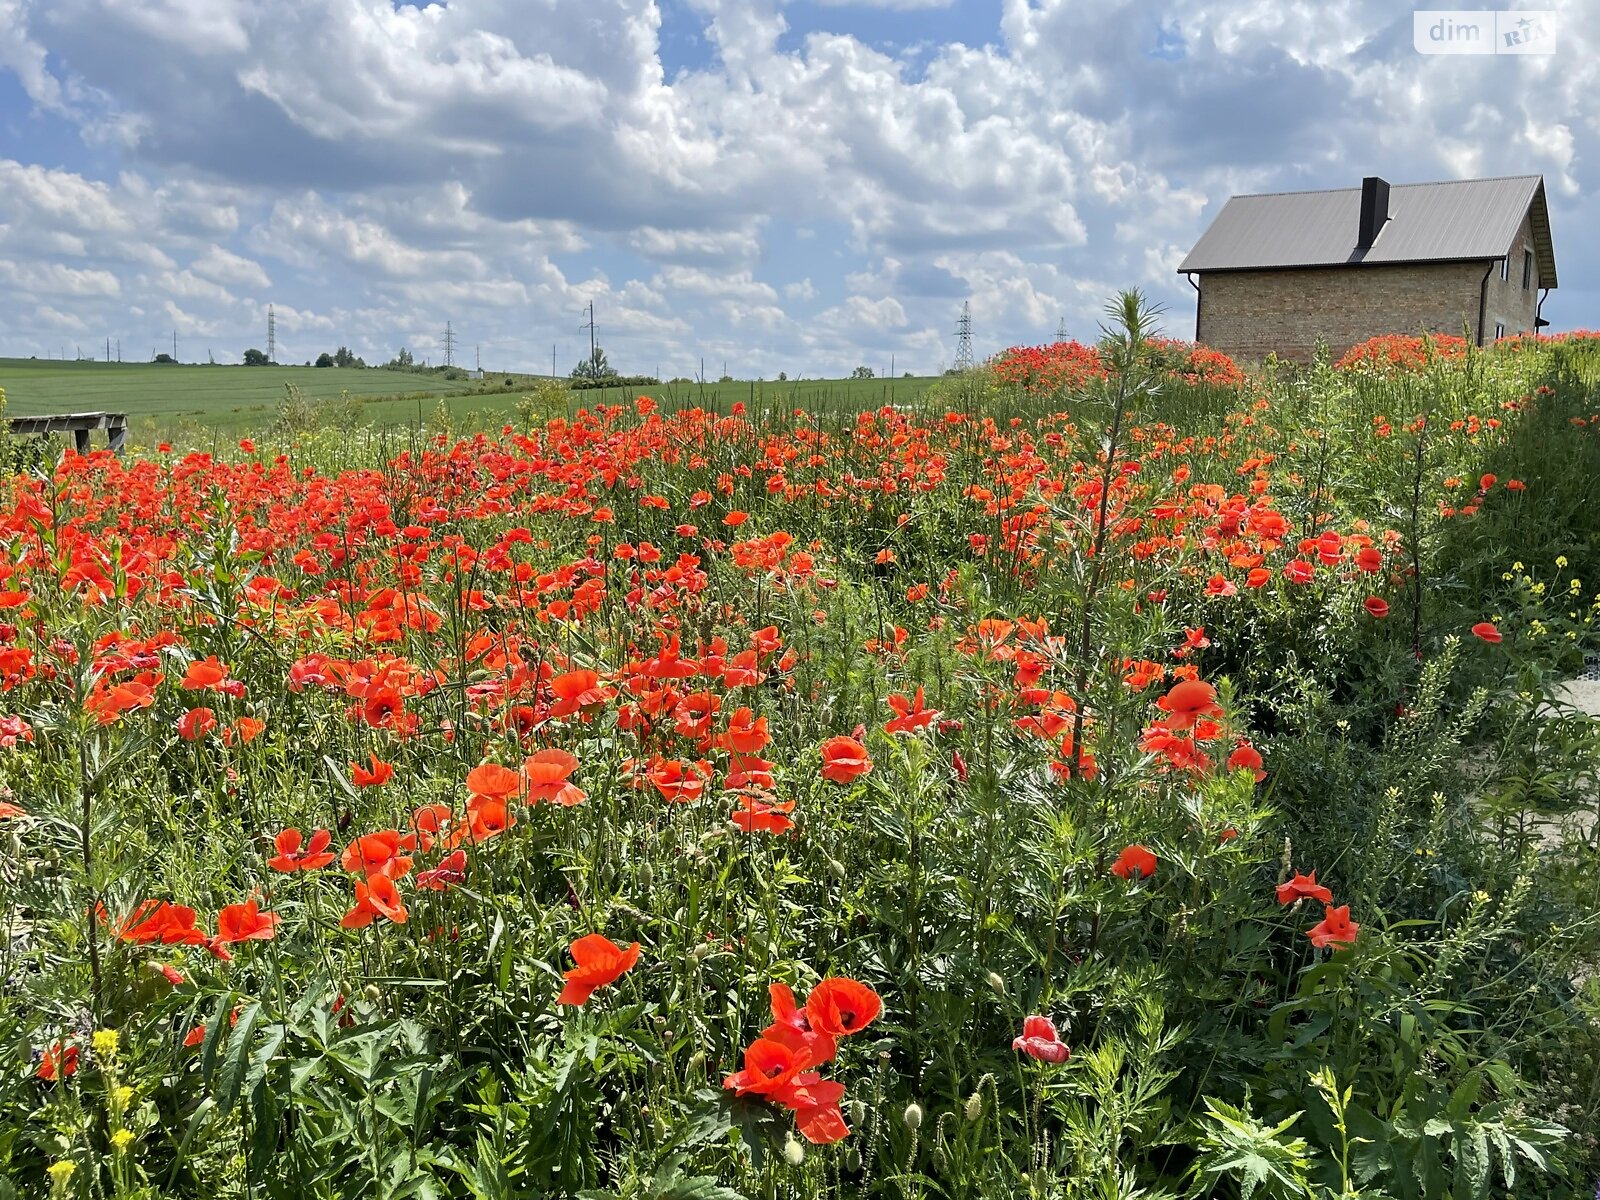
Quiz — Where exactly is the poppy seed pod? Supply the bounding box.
[903,1102,923,1131]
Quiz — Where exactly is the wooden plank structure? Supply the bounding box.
[8,411,128,456]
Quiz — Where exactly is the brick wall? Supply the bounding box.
[1195,262,1492,363]
[1483,212,1541,339]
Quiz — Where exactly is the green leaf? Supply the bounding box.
[216,1002,264,1115]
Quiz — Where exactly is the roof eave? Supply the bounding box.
[1179,255,1507,275]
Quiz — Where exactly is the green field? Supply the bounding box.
[0,357,943,442]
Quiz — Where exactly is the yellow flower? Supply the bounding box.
[114,1084,133,1108]
[92,1028,119,1059]
[1513,561,1524,571]
[48,1161,76,1183]
[111,1128,135,1152]
[1556,555,1568,568]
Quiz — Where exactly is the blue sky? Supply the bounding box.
[0,0,1592,374]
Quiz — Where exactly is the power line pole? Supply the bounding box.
[105,337,110,362]
[954,301,974,372]
[475,344,481,375]
[441,320,456,368]
[173,330,178,362]
[580,303,597,366]
[267,304,277,363]
[1056,317,1067,342]
[552,343,557,378]
[116,337,120,363]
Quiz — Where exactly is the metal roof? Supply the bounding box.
[1179,175,1557,287]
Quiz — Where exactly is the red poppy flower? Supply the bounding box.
[1110,844,1157,880]
[805,977,882,1037]
[1277,871,1334,906]
[351,755,395,787]
[118,900,210,946]
[457,796,514,844]
[181,657,230,691]
[723,1037,810,1096]
[215,899,280,946]
[409,804,454,852]
[524,748,585,805]
[1355,546,1383,573]
[341,874,408,928]
[1307,903,1360,948]
[38,1042,79,1081]
[465,762,523,803]
[721,707,771,753]
[340,831,415,880]
[1283,560,1315,585]
[269,828,336,872]
[763,983,837,1066]
[177,706,217,741]
[0,801,26,820]
[416,849,468,891]
[1363,597,1390,619]
[1226,743,1266,782]
[646,757,709,803]
[884,686,939,735]
[1154,679,1222,730]
[819,736,872,784]
[548,670,614,719]
[1471,621,1502,644]
[1012,1014,1071,1063]
[732,794,795,834]
[557,933,641,1006]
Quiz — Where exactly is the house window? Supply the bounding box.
[1494,322,1505,340]
[1523,249,1534,289]
[1499,257,1509,281]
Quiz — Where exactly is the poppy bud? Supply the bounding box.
[844,1148,862,1173]
[691,942,712,961]
[903,1102,923,1131]
[686,1050,707,1077]
[986,971,1006,996]
[783,1133,805,1166]
[964,1091,983,1122]
[638,863,654,889]
[1278,836,1293,884]
[850,1099,868,1125]
[336,810,353,833]
[364,984,381,1003]
[827,856,846,880]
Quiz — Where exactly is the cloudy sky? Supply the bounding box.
[0,0,1593,376]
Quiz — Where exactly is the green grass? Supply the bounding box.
[0,357,946,442]
[0,358,472,420]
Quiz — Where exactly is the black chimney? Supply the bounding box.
[1357,176,1389,249]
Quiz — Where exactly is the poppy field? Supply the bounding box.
[3,297,1600,1199]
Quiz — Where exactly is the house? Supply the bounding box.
[1177,174,1556,363]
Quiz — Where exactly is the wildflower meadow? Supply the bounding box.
[3,295,1600,1198]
